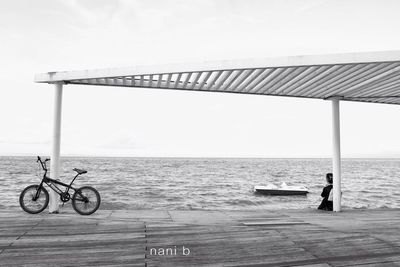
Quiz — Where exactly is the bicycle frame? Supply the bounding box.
[41,175,80,196]
[34,157,86,202]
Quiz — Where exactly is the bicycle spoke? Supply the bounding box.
[22,187,47,212]
[74,188,99,214]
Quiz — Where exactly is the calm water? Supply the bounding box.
[1,157,400,210]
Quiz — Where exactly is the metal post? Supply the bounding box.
[331,98,341,212]
[49,82,63,213]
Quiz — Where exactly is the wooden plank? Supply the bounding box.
[1,209,400,266]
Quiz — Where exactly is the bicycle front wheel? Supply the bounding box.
[72,186,101,215]
[19,185,49,214]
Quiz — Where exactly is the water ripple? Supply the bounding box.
[2,157,400,210]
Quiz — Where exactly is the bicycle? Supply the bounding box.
[19,156,101,215]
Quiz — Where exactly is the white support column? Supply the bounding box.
[331,98,342,212]
[49,82,63,213]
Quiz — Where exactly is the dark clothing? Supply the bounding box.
[321,184,333,199]
[318,184,333,211]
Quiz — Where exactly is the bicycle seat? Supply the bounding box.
[73,168,87,175]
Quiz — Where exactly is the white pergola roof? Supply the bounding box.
[35,50,400,105]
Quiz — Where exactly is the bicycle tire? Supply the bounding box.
[19,185,49,214]
[72,186,101,215]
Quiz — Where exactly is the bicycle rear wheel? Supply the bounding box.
[19,185,49,214]
[72,186,101,215]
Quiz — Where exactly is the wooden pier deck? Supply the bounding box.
[1,208,400,266]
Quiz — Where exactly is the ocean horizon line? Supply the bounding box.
[2,155,400,160]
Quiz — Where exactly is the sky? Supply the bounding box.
[1,0,400,158]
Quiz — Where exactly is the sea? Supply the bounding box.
[1,156,400,211]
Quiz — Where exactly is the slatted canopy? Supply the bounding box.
[35,50,400,105]
[36,50,400,213]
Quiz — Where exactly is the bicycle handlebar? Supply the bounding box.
[37,156,50,171]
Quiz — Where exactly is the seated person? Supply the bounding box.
[318,173,333,211]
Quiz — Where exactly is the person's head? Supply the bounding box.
[326,173,333,184]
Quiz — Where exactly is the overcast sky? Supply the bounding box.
[1,0,400,158]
